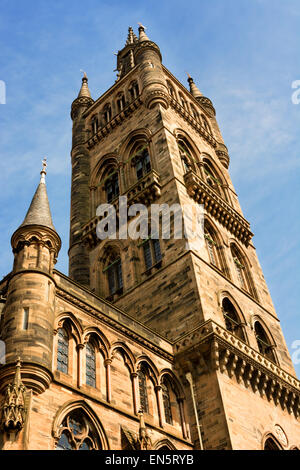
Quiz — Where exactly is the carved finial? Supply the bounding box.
[80,69,88,81]
[137,408,152,450]
[1,358,27,432]
[40,158,47,184]
[138,23,150,42]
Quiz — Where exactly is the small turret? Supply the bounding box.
[133,24,169,109]
[0,161,61,393]
[69,74,93,286]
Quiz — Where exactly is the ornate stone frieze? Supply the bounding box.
[184,169,253,246]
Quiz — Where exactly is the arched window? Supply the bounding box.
[57,328,69,374]
[230,244,248,291]
[138,367,149,414]
[205,227,217,267]
[91,116,98,134]
[86,342,96,388]
[135,147,151,180]
[103,104,112,125]
[178,141,195,174]
[203,160,224,197]
[161,379,173,425]
[202,115,212,134]
[105,170,119,203]
[56,410,102,450]
[129,81,139,100]
[117,93,126,113]
[167,81,176,99]
[105,256,123,297]
[142,238,162,271]
[190,104,200,122]
[222,298,246,341]
[179,93,187,110]
[254,322,276,363]
[264,436,282,450]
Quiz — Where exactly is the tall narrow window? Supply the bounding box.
[162,380,173,425]
[129,82,139,100]
[91,117,98,134]
[142,239,162,271]
[86,342,96,387]
[105,171,119,203]
[106,258,123,296]
[22,307,29,330]
[117,94,126,112]
[202,115,211,134]
[138,368,149,413]
[178,142,193,173]
[103,105,112,125]
[254,322,276,362]
[222,298,245,341]
[205,231,217,266]
[57,328,69,374]
[135,148,151,180]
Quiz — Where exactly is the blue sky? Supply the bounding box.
[0,0,299,375]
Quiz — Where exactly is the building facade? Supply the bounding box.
[0,26,299,451]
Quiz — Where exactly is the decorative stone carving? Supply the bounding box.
[274,424,288,447]
[1,359,26,432]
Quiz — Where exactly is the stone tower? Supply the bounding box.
[0,26,299,451]
[67,25,300,449]
[0,162,61,394]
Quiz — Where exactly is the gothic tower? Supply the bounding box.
[68,26,300,449]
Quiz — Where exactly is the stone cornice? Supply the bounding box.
[55,285,173,362]
[184,169,253,246]
[175,319,300,419]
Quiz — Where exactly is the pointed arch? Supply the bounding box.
[120,128,154,187]
[82,327,110,359]
[262,433,283,450]
[110,342,135,374]
[158,369,185,398]
[94,240,125,300]
[230,241,257,299]
[204,218,228,275]
[55,312,83,345]
[52,399,110,450]
[136,356,159,386]
[253,317,278,364]
[201,154,228,200]
[153,439,177,450]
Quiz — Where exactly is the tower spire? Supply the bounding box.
[78,71,92,99]
[126,26,138,45]
[187,74,203,100]
[138,23,150,42]
[19,159,56,232]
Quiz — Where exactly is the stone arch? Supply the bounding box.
[204,217,229,275]
[119,128,154,187]
[262,433,283,450]
[159,369,184,398]
[252,315,278,363]
[110,342,135,374]
[229,240,258,299]
[93,240,126,299]
[55,312,83,345]
[82,327,110,359]
[136,356,159,386]
[174,128,201,172]
[153,438,177,450]
[52,399,109,450]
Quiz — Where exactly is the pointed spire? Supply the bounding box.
[138,23,150,42]
[19,159,56,232]
[78,71,92,99]
[187,74,203,100]
[126,26,138,45]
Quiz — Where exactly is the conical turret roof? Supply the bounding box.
[19,160,56,232]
